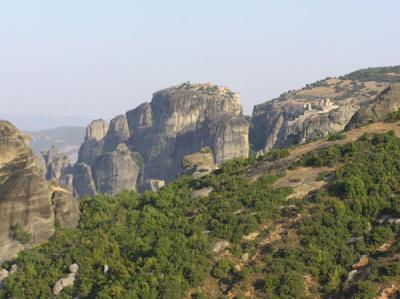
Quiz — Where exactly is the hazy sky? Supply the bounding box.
[1,0,399,119]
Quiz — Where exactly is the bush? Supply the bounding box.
[328,133,346,141]
[385,109,400,122]
[212,259,233,279]
[369,226,394,245]
[10,224,31,244]
[277,271,305,298]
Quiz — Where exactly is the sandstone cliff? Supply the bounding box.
[251,72,397,152]
[73,83,249,195]
[0,120,80,262]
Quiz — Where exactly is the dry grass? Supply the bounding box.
[273,166,333,199]
[249,121,400,181]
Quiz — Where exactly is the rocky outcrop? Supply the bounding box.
[53,263,79,296]
[182,147,216,178]
[190,187,213,199]
[346,83,400,129]
[0,120,80,262]
[250,75,393,152]
[72,162,97,197]
[93,143,139,194]
[251,99,359,151]
[74,83,249,195]
[144,179,166,192]
[126,83,249,181]
[75,116,140,195]
[41,147,73,192]
[52,190,80,228]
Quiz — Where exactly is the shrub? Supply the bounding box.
[9,224,31,244]
[212,259,233,279]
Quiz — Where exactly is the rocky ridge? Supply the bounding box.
[251,68,400,152]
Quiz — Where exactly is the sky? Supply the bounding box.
[1,0,400,122]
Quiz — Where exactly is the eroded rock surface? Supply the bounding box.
[41,147,73,192]
[52,190,80,228]
[74,83,249,195]
[53,263,79,296]
[182,147,216,178]
[0,120,80,262]
[251,76,393,152]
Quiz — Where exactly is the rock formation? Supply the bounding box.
[144,179,166,192]
[182,147,216,178]
[0,120,80,262]
[346,83,400,129]
[41,147,73,192]
[251,100,358,151]
[74,117,140,195]
[250,75,394,152]
[52,190,80,228]
[73,83,249,195]
[53,263,79,296]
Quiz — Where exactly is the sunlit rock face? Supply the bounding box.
[74,83,249,195]
[250,76,396,152]
[0,120,79,262]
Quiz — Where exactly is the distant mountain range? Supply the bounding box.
[29,127,86,163]
[0,114,90,131]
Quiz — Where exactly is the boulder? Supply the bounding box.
[53,263,79,296]
[144,179,166,192]
[0,269,8,282]
[190,187,213,199]
[183,147,215,178]
[212,240,230,253]
[53,273,76,296]
[69,263,79,274]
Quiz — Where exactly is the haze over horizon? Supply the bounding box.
[1,0,400,121]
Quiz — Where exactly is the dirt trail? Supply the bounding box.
[248,121,400,181]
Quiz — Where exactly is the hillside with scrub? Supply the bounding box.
[2,119,400,298]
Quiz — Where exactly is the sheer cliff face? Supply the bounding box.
[252,100,359,151]
[251,77,391,152]
[127,84,249,181]
[75,83,249,195]
[0,121,79,262]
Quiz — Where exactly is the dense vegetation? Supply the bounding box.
[341,66,400,82]
[0,158,290,298]
[2,132,400,298]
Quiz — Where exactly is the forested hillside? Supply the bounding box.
[2,124,400,298]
